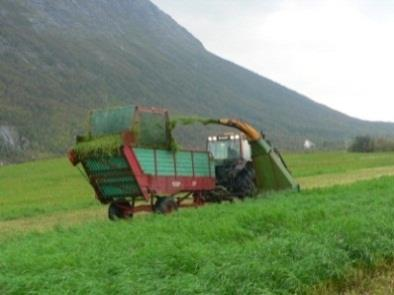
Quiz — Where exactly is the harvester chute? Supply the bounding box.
[215,118,299,193]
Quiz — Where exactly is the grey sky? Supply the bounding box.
[151,0,394,122]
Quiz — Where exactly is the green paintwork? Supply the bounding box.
[251,139,299,193]
[175,152,194,176]
[134,149,155,174]
[97,176,140,199]
[81,148,214,201]
[155,150,175,176]
[84,156,128,176]
[134,148,213,177]
[193,152,212,176]
[82,155,139,200]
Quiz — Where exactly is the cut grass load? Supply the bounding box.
[73,134,123,158]
[72,116,216,158]
[169,116,217,130]
[1,177,394,294]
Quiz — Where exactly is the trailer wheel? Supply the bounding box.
[154,197,178,214]
[108,202,133,221]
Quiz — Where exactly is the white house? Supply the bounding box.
[304,139,316,150]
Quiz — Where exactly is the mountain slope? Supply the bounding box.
[0,0,393,161]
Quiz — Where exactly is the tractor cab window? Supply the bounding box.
[207,137,241,160]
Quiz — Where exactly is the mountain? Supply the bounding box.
[0,0,393,162]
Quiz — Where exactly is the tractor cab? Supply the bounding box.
[207,133,256,197]
[207,133,251,163]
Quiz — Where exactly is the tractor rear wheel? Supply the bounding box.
[154,197,178,214]
[234,163,257,198]
[108,202,133,221]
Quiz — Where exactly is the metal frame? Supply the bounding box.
[131,106,171,148]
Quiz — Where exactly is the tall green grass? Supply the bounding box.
[0,158,97,221]
[1,177,394,294]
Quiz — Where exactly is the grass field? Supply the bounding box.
[286,151,394,177]
[1,151,394,294]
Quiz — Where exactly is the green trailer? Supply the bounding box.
[69,106,216,219]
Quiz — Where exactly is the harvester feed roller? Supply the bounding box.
[68,105,299,220]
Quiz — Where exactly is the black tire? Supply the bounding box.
[154,197,178,214]
[234,163,257,198]
[203,186,234,203]
[108,202,133,221]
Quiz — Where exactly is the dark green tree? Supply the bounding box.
[348,136,375,152]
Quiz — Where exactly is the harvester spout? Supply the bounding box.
[217,118,299,193]
[218,118,263,141]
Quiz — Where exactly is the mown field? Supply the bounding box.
[1,151,394,294]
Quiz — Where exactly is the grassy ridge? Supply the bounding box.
[1,177,394,294]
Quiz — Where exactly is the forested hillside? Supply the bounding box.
[1,0,393,162]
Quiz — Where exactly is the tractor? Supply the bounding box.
[207,133,256,198]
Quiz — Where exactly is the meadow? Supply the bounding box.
[2,151,394,222]
[1,151,394,294]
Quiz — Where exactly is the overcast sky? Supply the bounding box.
[151,0,394,122]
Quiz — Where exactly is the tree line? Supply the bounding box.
[348,136,394,153]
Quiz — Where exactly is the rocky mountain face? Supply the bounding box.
[0,124,29,163]
[0,0,393,162]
